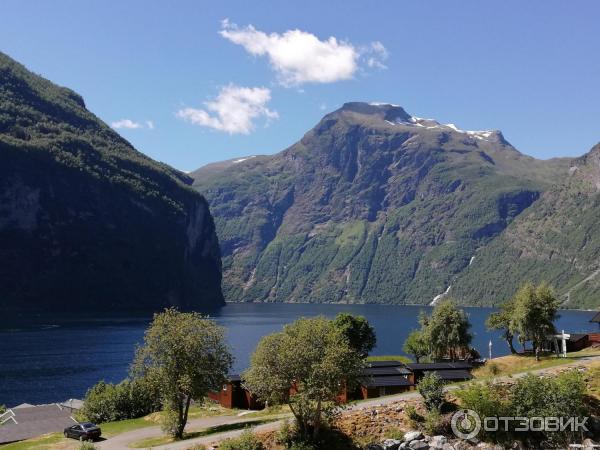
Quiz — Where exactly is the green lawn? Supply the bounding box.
[128,418,277,448]
[367,355,412,364]
[0,433,73,450]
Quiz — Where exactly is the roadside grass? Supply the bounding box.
[0,433,75,450]
[97,403,242,437]
[473,347,600,378]
[586,361,600,400]
[367,355,412,364]
[127,418,278,448]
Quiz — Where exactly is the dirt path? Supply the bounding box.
[98,355,600,449]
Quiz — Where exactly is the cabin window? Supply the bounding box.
[222,384,228,391]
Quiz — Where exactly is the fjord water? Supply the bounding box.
[0,303,595,406]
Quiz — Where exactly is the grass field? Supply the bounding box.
[128,418,277,448]
[473,347,600,378]
[0,433,74,450]
[367,355,412,364]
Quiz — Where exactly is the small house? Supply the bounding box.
[355,360,415,399]
[208,375,264,410]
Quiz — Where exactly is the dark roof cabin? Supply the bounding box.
[406,362,473,382]
[356,360,415,399]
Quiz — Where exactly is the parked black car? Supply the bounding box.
[63,422,102,441]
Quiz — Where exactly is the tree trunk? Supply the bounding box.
[312,399,322,441]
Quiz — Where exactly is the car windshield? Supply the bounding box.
[81,423,96,429]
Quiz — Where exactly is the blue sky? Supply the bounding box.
[2,1,599,171]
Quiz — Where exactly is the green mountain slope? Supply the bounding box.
[192,102,570,305]
[452,143,600,309]
[0,52,224,312]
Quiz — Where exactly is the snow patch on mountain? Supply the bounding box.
[233,156,256,164]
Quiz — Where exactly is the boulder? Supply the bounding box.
[382,439,403,450]
[404,431,424,442]
[409,440,430,449]
[430,435,448,449]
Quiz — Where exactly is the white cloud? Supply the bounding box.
[219,20,387,87]
[364,41,389,69]
[111,119,142,129]
[111,119,154,130]
[177,84,278,134]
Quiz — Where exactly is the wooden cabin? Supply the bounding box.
[208,375,264,410]
[354,360,415,400]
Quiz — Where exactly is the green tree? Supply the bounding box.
[422,300,472,361]
[417,372,445,412]
[243,317,364,441]
[332,313,376,357]
[132,308,232,438]
[510,283,559,360]
[402,330,429,363]
[486,299,517,354]
[80,378,162,423]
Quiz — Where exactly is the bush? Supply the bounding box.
[80,377,161,423]
[384,426,404,440]
[423,409,443,436]
[457,370,589,447]
[219,429,264,450]
[487,362,500,376]
[456,382,508,442]
[405,404,424,427]
[417,372,445,411]
[78,443,97,450]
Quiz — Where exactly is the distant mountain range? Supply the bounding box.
[192,102,600,309]
[0,52,224,312]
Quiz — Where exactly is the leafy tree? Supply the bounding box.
[422,300,472,361]
[402,330,429,363]
[80,378,161,423]
[243,317,364,441]
[510,283,559,360]
[132,308,232,438]
[332,313,376,357]
[417,372,445,412]
[486,299,517,354]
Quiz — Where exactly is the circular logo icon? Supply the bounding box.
[451,409,481,440]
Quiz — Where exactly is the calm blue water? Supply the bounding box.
[0,303,596,407]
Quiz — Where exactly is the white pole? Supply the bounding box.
[489,339,492,360]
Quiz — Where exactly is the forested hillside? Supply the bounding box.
[192,102,572,306]
[0,52,224,312]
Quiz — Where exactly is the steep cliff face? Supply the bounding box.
[192,102,569,305]
[453,143,600,309]
[0,52,223,312]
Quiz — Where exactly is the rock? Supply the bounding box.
[382,439,403,450]
[429,435,448,449]
[368,445,384,450]
[442,444,457,450]
[584,438,599,449]
[409,440,430,450]
[404,431,424,442]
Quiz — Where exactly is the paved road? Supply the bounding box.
[98,355,600,449]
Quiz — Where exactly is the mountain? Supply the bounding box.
[191,102,570,306]
[0,52,224,312]
[452,142,600,309]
